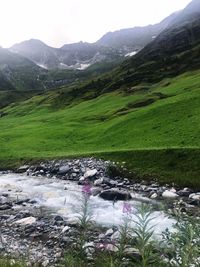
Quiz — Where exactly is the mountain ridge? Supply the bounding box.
[9,11,180,70]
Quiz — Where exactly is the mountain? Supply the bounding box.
[10,40,121,70]
[60,41,121,68]
[115,0,200,87]
[96,12,179,54]
[0,47,46,91]
[9,11,179,71]
[10,39,60,69]
[57,0,200,99]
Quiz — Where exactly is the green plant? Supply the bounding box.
[0,259,26,267]
[131,204,160,267]
[63,184,93,267]
[162,216,200,267]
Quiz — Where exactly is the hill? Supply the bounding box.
[1,69,200,187]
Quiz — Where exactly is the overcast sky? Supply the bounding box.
[0,0,191,48]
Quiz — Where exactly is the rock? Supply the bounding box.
[54,215,64,222]
[188,199,200,206]
[84,169,98,179]
[150,193,158,199]
[17,165,29,173]
[105,228,114,236]
[99,189,132,201]
[111,231,120,241]
[0,196,9,204]
[105,243,118,252]
[94,178,104,186]
[28,199,38,204]
[14,210,31,219]
[61,226,70,234]
[78,176,85,184]
[108,179,118,187]
[83,242,95,254]
[42,260,49,267]
[189,193,200,201]
[162,190,178,199]
[58,165,70,175]
[15,216,36,225]
[177,188,191,197]
[91,187,102,196]
[124,247,141,259]
[66,217,79,227]
[0,204,12,210]
[15,198,30,205]
[170,188,177,193]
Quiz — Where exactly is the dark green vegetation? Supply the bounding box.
[104,149,200,189]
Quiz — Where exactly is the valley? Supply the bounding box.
[0,0,200,266]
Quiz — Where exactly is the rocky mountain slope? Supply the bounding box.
[10,40,121,70]
[96,12,179,53]
[117,0,200,86]
[0,47,46,91]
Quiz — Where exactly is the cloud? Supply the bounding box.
[0,0,191,47]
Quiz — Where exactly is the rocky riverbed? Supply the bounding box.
[0,158,200,266]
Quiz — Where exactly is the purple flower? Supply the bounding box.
[82,183,92,196]
[96,240,116,250]
[123,202,132,214]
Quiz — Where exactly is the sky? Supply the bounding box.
[0,0,191,48]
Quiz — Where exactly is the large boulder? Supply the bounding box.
[99,189,132,201]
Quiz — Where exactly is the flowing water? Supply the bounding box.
[0,173,175,235]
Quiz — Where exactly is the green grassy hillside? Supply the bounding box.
[0,70,200,188]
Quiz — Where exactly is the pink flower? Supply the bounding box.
[123,202,132,214]
[96,241,116,250]
[82,183,92,195]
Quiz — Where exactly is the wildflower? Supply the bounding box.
[123,202,132,214]
[96,240,116,251]
[82,183,92,196]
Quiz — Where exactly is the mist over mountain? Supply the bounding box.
[10,40,122,70]
[1,0,199,93]
[9,11,180,71]
[0,47,46,91]
[64,0,200,97]
[96,12,179,52]
[110,0,200,87]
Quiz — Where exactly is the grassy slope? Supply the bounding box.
[0,70,200,187]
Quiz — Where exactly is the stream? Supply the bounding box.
[0,173,174,234]
[2,158,197,266]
